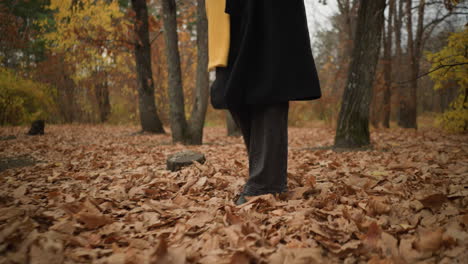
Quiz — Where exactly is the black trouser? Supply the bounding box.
[228,102,289,196]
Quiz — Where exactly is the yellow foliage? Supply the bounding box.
[434,95,468,132]
[0,67,57,125]
[426,27,468,133]
[39,0,131,81]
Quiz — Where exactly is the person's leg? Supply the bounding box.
[228,105,254,205]
[242,101,289,197]
[228,106,252,152]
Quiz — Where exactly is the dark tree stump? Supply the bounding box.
[166,151,206,172]
[27,120,45,135]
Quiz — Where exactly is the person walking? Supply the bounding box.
[206,0,322,205]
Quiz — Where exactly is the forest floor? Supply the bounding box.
[0,124,467,264]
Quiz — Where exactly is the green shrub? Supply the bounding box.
[0,67,57,125]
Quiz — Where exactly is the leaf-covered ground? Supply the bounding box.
[1,124,467,264]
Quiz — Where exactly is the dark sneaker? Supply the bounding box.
[235,194,248,205]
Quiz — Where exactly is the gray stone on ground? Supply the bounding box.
[0,156,37,172]
[166,151,206,172]
[0,135,16,141]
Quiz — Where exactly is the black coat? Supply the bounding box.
[210,0,322,110]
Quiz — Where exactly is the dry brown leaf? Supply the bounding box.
[409,200,424,212]
[461,214,468,228]
[417,193,447,211]
[380,232,399,258]
[100,253,126,264]
[269,247,322,264]
[414,228,444,252]
[129,238,150,250]
[186,212,212,228]
[75,212,112,229]
[50,219,76,235]
[149,238,186,264]
[229,251,250,264]
[362,222,382,252]
[224,206,243,225]
[444,246,464,258]
[368,197,391,215]
[306,175,317,188]
[179,177,198,195]
[443,222,468,246]
[223,225,243,248]
[316,238,361,257]
[29,232,65,264]
[399,237,427,263]
[13,184,27,198]
[172,194,191,205]
[240,193,277,208]
[0,207,24,221]
[288,187,310,200]
[366,256,398,264]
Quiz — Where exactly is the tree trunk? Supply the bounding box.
[399,0,425,129]
[161,0,189,143]
[94,74,111,123]
[187,0,209,145]
[334,0,386,148]
[59,72,77,123]
[131,0,165,133]
[382,0,395,128]
[395,0,404,126]
[226,111,241,137]
[162,0,210,145]
[333,0,359,96]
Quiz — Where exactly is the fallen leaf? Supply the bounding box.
[186,212,212,228]
[269,247,322,264]
[417,193,447,211]
[306,175,317,188]
[149,238,186,264]
[414,228,444,252]
[13,185,27,198]
[230,251,250,264]
[380,232,399,258]
[362,222,382,252]
[75,212,112,229]
[399,237,428,262]
[368,197,391,215]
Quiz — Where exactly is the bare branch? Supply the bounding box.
[396,62,468,85]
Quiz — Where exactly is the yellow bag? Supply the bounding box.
[205,0,230,71]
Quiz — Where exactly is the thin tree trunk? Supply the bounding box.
[94,73,111,123]
[187,0,209,145]
[395,0,404,126]
[334,0,386,148]
[398,0,413,128]
[399,0,425,129]
[59,72,77,123]
[161,0,188,143]
[382,0,395,128]
[131,0,165,133]
[333,0,359,96]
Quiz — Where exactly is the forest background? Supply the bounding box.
[0,0,467,136]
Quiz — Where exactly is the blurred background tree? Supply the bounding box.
[40,0,132,123]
